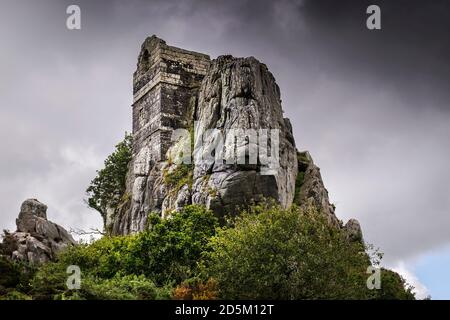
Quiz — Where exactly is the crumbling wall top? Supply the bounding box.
[133,35,210,102]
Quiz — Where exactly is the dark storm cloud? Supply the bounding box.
[299,0,450,110]
[0,0,449,268]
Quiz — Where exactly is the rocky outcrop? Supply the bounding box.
[294,151,339,226]
[294,151,363,240]
[190,55,297,217]
[110,37,298,235]
[109,36,361,238]
[345,219,363,242]
[0,199,75,265]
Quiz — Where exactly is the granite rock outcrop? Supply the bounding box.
[0,199,75,265]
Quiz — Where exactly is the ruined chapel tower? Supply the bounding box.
[132,35,210,162]
[109,36,210,234]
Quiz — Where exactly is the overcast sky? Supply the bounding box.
[1,0,449,298]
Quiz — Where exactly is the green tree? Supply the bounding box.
[201,202,414,300]
[127,205,219,285]
[31,263,171,300]
[86,133,132,226]
[0,255,35,298]
[375,269,415,300]
[25,203,414,300]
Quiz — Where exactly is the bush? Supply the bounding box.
[57,236,136,279]
[60,205,218,284]
[0,256,22,288]
[0,255,35,296]
[28,205,219,299]
[375,269,415,300]
[30,260,69,299]
[0,290,32,300]
[125,205,219,284]
[64,274,171,300]
[19,202,414,300]
[201,203,414,300]
[31,263,171,300]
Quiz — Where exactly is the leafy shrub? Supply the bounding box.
[57,236,136,279]
[31,263,171,300]
[17,202,414,300]
[0,255,35,295]
[201,203,414,300]
[376,269,415,300]
[30,260,68,299]
[64,274,171,300]
[0,258,31,299]
[0,256,22,288]
[62,205,217,284]
[0,290,32,300]
[126,205,219,284]
[29,205,219,299]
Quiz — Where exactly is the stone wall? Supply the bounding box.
[132,35,210,162]
[109,36,211,234]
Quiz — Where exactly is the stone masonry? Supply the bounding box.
[132,35,210,162]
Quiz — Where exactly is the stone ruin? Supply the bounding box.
[108,35,360,238]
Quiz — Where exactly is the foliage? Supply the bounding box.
[126,205,218,284]
[3,202,414,300]
[163,163,193,191]
[201,203,414,300]
[376,269,415,300]
[293,171,305,204]
[62,274,171,300]
[30,260,68,299]
[55,236,135,279]
[173,278,218,300]
[86,133,133,222]
[0,255,22,288]
[0,290,32,300]
[0,255,35,295]
[31,262,170,300]
[27,205,219,299]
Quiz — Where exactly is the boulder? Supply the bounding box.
[0,199,76,265]
[345,219,363,242]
